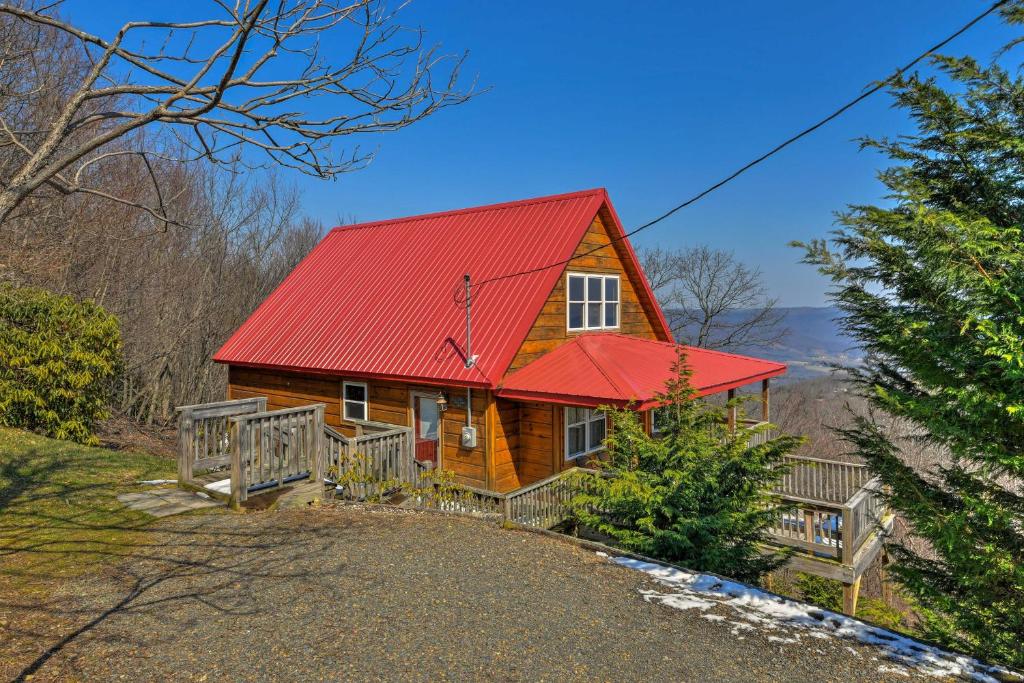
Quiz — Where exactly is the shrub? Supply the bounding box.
[0,285,121,444]
[567,353,804,583]
[792,572,907,632]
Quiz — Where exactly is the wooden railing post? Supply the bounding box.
[311,404,325,484]
[841,501,855,565]
[230,420,243,510]
[177,409,193,486]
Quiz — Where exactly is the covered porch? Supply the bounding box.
[489,333,785,489]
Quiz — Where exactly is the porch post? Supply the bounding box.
[727,388,737,432]
[761,378,770,422]
[842,576,862,616]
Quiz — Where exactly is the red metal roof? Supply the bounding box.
[214,189,670,387]
[496,333,787,408]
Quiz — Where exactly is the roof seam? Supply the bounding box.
[575,336,630,398]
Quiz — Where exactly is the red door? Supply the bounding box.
[413,394,439,467]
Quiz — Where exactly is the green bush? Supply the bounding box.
[0,285,121,444]
[567,354,804,584]
[792,572,908,632]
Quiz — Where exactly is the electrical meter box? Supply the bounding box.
[460,425,477,449]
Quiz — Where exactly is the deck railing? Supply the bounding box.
[325,422,416,500]
[229,404,325,506]
[175,397,888,565]
[766,456,886,564]
[176,397,266,483]
[774,455,872,505]
[841,478,886,564]
[769,501,845,559]
[739,419,774,448]
[504,469,599,528]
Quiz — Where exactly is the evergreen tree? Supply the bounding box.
[795,4,1024,667]
[568,355,803,584]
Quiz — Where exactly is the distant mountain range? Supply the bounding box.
[672,306,862,382]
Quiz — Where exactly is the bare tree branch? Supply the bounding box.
[639,245,788,350]
[0,0,476,227]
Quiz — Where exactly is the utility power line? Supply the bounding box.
[470,0,1009,293]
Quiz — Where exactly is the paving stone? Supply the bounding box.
[116,489,222,517]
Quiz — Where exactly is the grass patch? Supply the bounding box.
[0,427,176,585]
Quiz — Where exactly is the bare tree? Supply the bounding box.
[0,0,474,227]
[640,245,786,350]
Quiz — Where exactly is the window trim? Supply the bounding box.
[566,272,620,332]
[342,381,369,422]
[564,406,606,461]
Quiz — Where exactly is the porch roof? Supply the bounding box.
[495,333,786,408]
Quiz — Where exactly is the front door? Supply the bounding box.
[411,393,440,467]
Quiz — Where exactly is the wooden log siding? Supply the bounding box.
[493,398,521,492]
[228,366,342,427]
[507,212,668,373]
[516,402,558,484]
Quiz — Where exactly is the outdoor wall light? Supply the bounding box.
[436,391,448,412]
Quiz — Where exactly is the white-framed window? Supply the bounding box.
[651,406,670,436]
[565,406,606,460]
[567,273,619,331]
[343,381,368,421]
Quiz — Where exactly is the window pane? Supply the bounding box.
[567,424,586,457]
[345,401,366,421]
[345,383,366,402]
[653,407,668,434]
[587,275,603,301]
[605,277,618,301]
[417,397,439,438]
[587,303,602,328]
[568,275,585,302]
[589,415,606,448]
[604,302,618,327]
[566,406,583,425]
[568,302,584,329]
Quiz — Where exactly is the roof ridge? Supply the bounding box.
[602,332,786,367]
[575,335,630,398]
[329,188,606,235]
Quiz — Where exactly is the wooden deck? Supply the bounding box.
[175,398,888,613]
[176,398,413,509]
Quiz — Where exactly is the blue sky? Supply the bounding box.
[74,1,1018,306]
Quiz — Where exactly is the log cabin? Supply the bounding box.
[213,188,786,494]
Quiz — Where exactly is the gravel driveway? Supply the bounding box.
[3,506,943,682]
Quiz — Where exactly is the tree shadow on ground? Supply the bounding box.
[0,453,344,682]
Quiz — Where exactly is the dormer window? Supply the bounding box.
[567,273,619,332]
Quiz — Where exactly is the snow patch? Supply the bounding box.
[701,614,727,622]
[610,555,1017,682]
[138,479,176,485]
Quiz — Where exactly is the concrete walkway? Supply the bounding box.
[117,487,222,517]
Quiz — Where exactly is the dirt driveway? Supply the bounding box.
[1,506,941,682]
